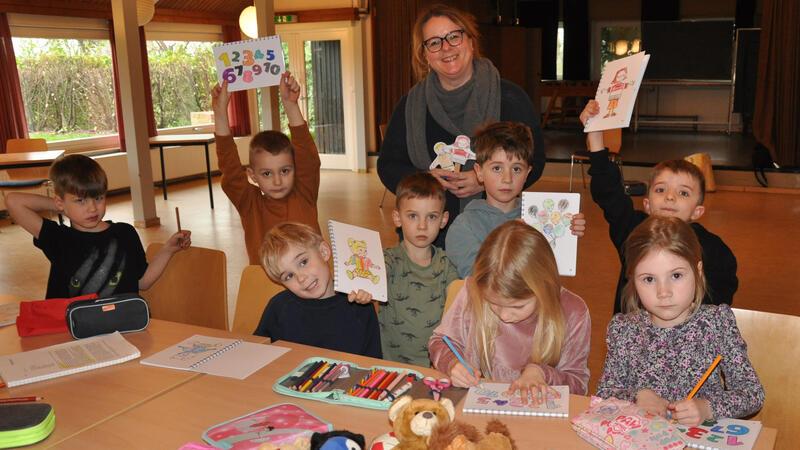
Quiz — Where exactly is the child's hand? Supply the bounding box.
[211,82,231,114]
[449,362,482,388]
[347,289,372,304]
[508,364,551,406]
[164,230,192,253]
[668,398,713,426]
[580,100,605,151]
[635,389,670,417]
[279,71,301,105]
[570,212,586,237]
[580,100,600,126]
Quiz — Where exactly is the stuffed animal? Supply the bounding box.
[387,396,455,450]
[427,420,516,450]
[310,430,366,450]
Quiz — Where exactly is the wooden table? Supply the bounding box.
[0,319,264,448]
[149,134,216,208]
[540,81,598,128]
[50,336,778,449]
[0,150,65,170]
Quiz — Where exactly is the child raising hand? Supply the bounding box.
[429,220,591,402]
[597,216,763,426]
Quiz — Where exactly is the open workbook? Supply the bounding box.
[140,335,290,380]
[0,331,140,387]
[462,382,570,417]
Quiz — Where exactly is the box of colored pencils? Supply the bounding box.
[272,357,426,411]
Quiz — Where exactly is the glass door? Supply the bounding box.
[277,22,365,171]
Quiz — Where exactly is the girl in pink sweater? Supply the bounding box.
[428,220,591,400]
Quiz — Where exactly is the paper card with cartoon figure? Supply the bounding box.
[463,382,570,417]
[584,51,650,132]
[328,220,388,302]
[429,135,476,171]
[521,192,581,276]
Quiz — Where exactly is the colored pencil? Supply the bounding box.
[309,363,339,392]
[379,371,406,401]
[369,371,398,400]
[292,360,324,390]
[0,396,43,404]
[442,335,475,377]
[315,364,348,392]
[354,369,381,398]
[687,355,722,400]
[175,207,181,232]
[300,362,331,392]
[361,370,388,398]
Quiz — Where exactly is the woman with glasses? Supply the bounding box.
[377,4,546,246]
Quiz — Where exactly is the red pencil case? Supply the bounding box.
[16,294,98,337]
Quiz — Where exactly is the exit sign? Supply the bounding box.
[274,14,297,24]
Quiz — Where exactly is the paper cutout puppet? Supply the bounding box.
[429,135,476,171]
[600,67,636,118]
[345,238,381,284]
[527,198,574,248]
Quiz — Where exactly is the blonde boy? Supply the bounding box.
[381,172,458,366]
[212,72,320,265]
[254,222,381,358]
[581,100,737,314]
[445,121,585,277]
[6,154,190,298]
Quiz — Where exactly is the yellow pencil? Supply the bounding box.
[687,355,722,400]
[175,207,181,232]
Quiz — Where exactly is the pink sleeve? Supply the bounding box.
[428,282,473,374]
[534,289,591,395]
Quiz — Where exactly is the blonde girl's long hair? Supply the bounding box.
[621,215,707,314]
[468,221,565,377]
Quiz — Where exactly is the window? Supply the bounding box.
[556,23,564,81]
[599,25,641,71]
[10,14,117,143]
[146,40,219,129]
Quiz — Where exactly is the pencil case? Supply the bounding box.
[66,293,150,339]
[273,357,466,411]
[0,403,56,448]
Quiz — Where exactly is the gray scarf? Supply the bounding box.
[404,57,502,171]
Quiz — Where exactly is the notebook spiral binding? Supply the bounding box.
[189,340,242,369]
[327,220,339,292]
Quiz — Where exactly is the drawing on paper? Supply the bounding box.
[526,198,574,248]
[345,238,381,284]
[600,67,635,118]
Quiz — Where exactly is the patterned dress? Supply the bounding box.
[597,304,764,419]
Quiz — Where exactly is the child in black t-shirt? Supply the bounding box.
[6,154,191,298]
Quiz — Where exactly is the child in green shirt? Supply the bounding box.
[380,172,459,366]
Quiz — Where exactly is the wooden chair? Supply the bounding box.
[141,244,228,330]
[733,308,800,449]
[569,128,622,192]
[1,138,52,204]
[231,265,285,334]
[443,279,464,314]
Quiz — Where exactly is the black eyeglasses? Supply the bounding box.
[422,29,466,53]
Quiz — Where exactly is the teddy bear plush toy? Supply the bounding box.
[427,420,516,450]
[384,396,455,450]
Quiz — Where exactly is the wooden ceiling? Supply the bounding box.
[0,1,260,25]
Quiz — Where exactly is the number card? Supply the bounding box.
[213,35,285,92]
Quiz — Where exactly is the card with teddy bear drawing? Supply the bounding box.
[328,220,388,303]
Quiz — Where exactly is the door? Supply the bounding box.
[277,22,366,171]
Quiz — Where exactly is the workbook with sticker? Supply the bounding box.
[462,382,570,417]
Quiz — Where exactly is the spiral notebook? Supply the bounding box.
[521,192,580,276]
[462,382,570,417]
[0,331,140,387]
[141,335,290,380]
[328,220,388,302]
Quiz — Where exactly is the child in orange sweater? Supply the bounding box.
[212,72,321,264]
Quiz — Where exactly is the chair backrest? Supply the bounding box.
[733,308,800,449]
[232,265,285,334]
[6,138,48,153]
[141,243,228,330]
[444,279,464,315]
